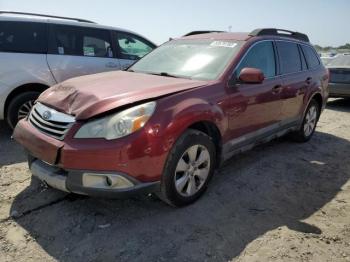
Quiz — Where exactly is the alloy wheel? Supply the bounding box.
[17,100,34,121]
[174,144,211,197]
[304,105,317,137]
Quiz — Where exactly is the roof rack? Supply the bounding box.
[0,11,96,24]
[183,30,224,37]
[249,28,309,42]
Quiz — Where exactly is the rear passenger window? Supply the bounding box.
[50,25,79,55]
[0,21,47,53]
[276,41,302,74]
[49,25,113,58]
[236,41,276,78]
[82,30,112,58]
[301,45,320,69]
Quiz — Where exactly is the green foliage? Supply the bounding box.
[314,43,350,51]
[338,43,350,49]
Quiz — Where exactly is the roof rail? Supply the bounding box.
[249,28,309,42]
[0,11,96,24]
[183,30,224,37]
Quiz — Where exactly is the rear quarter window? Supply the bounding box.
[0,21,47,53]
[301,45,320,69]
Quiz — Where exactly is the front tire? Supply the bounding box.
[6,91,40,129]
[292,99,320,142]
[158,129,216,207]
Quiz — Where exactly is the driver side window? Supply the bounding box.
[116,32,154,60]
[236,41,276,78]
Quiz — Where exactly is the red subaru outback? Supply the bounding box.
[14,28,329,206]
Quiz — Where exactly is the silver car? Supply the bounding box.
[0,11,156,128]
[325,55,350,98]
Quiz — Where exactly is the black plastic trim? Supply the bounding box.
[249,28,309,43]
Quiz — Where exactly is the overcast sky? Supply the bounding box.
[1,0,349,46]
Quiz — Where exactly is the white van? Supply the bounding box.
[0,11,156,128]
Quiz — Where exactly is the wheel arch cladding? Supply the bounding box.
[311,93,323,112]
[187,121,222,167]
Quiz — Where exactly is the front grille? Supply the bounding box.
[28,103,75,140]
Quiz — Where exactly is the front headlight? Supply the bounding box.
[74,101,156,140]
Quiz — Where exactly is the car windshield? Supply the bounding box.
[129,39,243,80]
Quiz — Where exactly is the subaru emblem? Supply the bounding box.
[42,110,52,120]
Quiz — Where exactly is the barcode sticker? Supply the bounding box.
[210,41,237,48]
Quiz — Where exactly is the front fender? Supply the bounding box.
[150,96,226,153]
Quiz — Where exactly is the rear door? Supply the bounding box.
[47,24,120,83]
[276,41,308,122]
[112,31,156,70]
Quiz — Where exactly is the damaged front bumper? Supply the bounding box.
[29,157,160,198]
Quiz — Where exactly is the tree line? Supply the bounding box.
[314,43,350,52]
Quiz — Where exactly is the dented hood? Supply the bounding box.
[38,71,206,120]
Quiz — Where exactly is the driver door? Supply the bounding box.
[225,41,283,142]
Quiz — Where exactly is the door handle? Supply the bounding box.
[105,62,119,68]
[272,85,282,94]
[305,77,312,84]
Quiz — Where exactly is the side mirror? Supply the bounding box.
[238,67,265,84]
[125,37,136,44]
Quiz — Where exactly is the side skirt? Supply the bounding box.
[221,119,301,164]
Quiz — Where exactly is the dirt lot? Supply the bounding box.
[0,98,349,262]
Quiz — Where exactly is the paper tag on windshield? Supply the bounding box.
[210,41,237,48]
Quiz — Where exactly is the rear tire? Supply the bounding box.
[6,91,40,129]
[157,129,216,207]
[291,99,320,142]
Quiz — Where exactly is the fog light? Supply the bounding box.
[82,173,134,189]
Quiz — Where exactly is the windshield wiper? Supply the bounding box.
[149,72,189,79]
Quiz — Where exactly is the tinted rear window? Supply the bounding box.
[302,45,320,69]
[276,41,302,74]
[329,69,350,83]
[0,21,47,53]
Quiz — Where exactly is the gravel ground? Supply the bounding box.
[0,98,349,262]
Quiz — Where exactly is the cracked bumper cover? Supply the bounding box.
[29,158,160,198]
